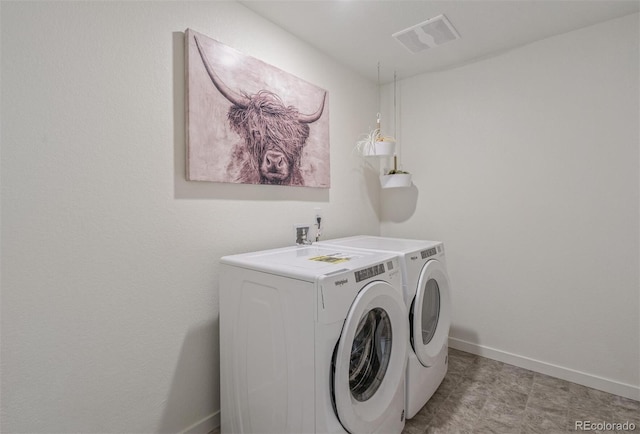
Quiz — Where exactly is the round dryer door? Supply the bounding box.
[332,280,408,434]
[411,259,451,367]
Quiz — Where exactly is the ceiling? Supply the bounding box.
[239,0,639,84]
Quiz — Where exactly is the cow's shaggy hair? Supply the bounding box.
[226,90,310,185]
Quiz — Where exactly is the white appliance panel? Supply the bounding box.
[332,281,408,433]
[316,236,452,420]
[220,268,315,433]
[220,245,406,434]
[412,260,452,368]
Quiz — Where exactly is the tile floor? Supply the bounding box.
[404,348,639,433]
[211,348,639,434]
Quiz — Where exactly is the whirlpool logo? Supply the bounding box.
[334,279,349,286]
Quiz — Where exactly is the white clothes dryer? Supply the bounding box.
[317,236,451,419]
[219,245,408,434]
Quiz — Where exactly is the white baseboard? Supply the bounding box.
[449,337,640,401]
[181,410,220,434]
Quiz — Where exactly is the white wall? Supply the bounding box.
[0,2,380,433]
[3,2,638,432]
[381,13,639,399]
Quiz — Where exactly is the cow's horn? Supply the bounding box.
[194,35,249,109]
[298,91,326,124]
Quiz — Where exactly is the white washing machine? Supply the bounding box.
[317,236,451,419]
[219,245,408,434]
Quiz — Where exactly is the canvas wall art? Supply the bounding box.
[185,29,330,188]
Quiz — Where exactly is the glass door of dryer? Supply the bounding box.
[331,280,408,434]
[411,259,451,367]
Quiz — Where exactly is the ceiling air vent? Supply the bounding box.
[392,14,460,54]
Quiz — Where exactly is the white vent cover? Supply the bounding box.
[392,14,460,53]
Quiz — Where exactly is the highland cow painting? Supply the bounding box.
[185,29,330,188]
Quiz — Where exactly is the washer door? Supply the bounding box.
[332,281,408,434]
[411,259,451,367]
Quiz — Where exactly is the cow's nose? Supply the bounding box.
[265,151,285,170]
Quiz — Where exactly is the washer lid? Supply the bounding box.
[332,280,408,433]
[319,235,441,254]
[412,259,451,367]
[221,245,397,282]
